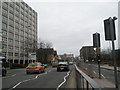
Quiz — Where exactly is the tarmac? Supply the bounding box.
[65,64,120,90]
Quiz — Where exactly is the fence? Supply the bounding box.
[74,64,101,90]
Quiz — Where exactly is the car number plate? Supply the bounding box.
[60,68,64,70]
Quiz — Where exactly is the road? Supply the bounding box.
[2,65,73,90]
[78,61,120,88]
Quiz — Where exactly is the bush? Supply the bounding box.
[2,62,27,69]
[2,62,9,68]
[10,63,26,69]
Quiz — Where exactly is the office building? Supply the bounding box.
[0,1,37,64]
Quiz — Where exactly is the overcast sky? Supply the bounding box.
[24,0,119,56]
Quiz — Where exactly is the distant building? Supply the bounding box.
[36,48,57,64]
[0,1,37,64]
[80,46,95,62]
[59,53,74,62]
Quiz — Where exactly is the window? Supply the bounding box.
[9,25,14,32]
[2,15,8,23]
[9,12,14,19]
[2,8,8,15]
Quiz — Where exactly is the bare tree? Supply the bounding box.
[38,39,53,49]
[46,41,52,48]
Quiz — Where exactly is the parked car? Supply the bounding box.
[57,62,69,71]
[26,62,45,74]
[0,63,7,76]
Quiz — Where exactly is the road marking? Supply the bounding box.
[2,74,16,79]
[12,82,21,88]
[48,70,51,72]
[56,71,70,90]
[93,71,96,74]
[101,74,105,78]
[9,72,47,89]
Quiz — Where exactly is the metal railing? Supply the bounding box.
[74,64,101,90]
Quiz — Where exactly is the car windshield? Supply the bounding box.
[58,62,68,64]
[28,64,37,66]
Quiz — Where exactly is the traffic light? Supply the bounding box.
[93,33,100,47]
[97,54,100,60]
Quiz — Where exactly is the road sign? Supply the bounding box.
[104,18,116,40]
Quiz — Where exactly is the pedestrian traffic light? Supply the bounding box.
[104,17,116,40]
[93,33,100,47]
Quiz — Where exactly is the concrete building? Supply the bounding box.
[80,46,95,62]
[0,1,37,64]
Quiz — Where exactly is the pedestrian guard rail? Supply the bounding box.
[74,64,101,90]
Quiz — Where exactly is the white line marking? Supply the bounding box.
[10,72,47,89]
[12,82,21,88]
[56,71,70,90]
[48,70,51,72]
[93,71,96,74]
[101,74,105,78]
[3,74,16,78]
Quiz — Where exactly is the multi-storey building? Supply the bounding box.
[0,1,37,64]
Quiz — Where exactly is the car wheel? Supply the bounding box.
[57,69,59,72]
[26,72,30,74]
[42,69,45,73]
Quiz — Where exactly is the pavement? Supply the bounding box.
[65,66,76,88]
[100,64,120,72]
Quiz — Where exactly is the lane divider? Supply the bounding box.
[56,71,70,90]
[2,74,16,79]
[9,72,47,90]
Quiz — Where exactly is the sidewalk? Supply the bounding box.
[65,66,76,88]
[100,64,120,72]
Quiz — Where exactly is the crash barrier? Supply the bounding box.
[74,64,101,90]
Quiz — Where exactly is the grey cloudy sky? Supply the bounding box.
[24,0,118,56]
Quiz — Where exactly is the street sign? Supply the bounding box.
[103,17,118,88]
[104,18,116,40]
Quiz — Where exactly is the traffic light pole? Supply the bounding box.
[96,48,101,79]
[96,33,101,79]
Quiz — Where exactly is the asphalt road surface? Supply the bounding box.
[78,61,120,88]
[2,65,73,90]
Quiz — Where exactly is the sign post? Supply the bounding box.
[104,17,118,88]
